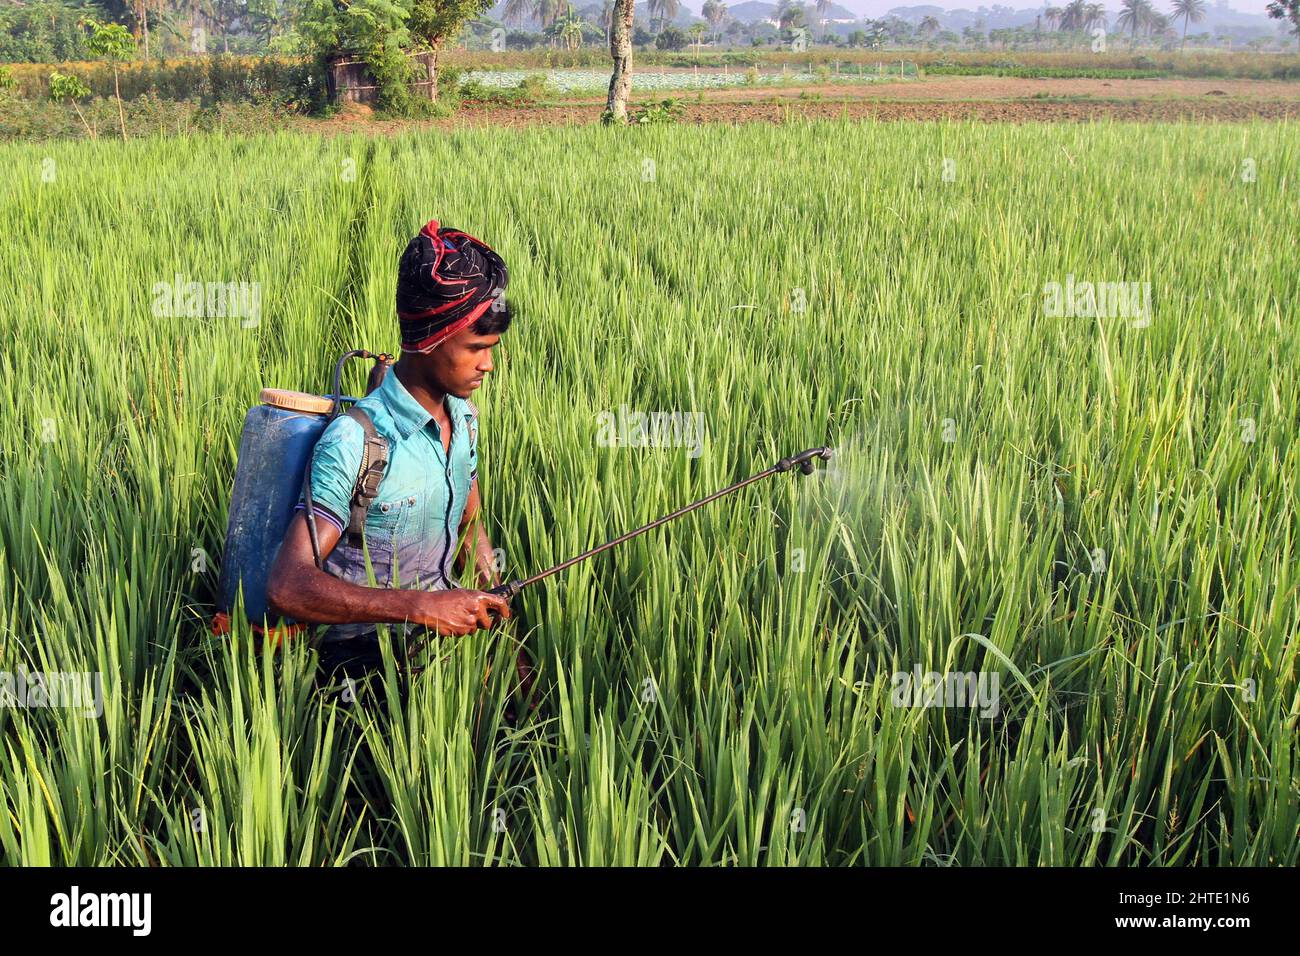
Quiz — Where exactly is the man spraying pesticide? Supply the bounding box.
[216,219,832,718]
[263,220,519,685]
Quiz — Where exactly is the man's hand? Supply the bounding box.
[267,512,510,636]
[410,588,511,636]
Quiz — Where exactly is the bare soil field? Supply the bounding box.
[669,75,1300,102]
[312,74,1300,135]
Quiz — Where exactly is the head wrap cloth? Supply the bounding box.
[396,219,509,354]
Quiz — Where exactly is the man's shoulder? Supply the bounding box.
[320,396,398,446]
[313,399,395,468]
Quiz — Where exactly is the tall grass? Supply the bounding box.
[0,118,1295,865]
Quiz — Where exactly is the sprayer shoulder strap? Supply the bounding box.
[343,407,389,543]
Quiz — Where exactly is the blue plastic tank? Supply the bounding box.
[219,389,342,625]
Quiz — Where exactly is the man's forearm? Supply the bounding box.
[268,565,424,625]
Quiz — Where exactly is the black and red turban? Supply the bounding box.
[395,219,509,353]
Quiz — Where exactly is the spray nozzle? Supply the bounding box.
[776,447,834,475]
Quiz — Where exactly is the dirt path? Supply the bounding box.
[309,74,1300,136]
[437,97,1300,129]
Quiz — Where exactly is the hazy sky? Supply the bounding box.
[690,0,1274,17]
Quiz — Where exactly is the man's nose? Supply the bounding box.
[478,350,494,373]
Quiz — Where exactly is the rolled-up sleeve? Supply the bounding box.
[295,415,364,533]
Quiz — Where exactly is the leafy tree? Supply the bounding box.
[82,17,134,140]
[882,15,912,44]
[860,18,885,48]
[0,1,95,62]
[1266,0,1300,50]
[408,0,497,98]
[49,71,96,138]
[776,1,805,32]
[655,23,687,48]
[247,0,301,44]
[300,0,415,111]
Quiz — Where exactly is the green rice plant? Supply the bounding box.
[0,117,1295,866]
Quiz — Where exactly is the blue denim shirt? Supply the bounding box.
[296,369,478,643]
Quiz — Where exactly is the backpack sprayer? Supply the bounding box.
[212,349,393,641]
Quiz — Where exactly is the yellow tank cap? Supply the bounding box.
[260,388,334,415]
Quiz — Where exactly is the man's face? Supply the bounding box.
[425,325,501,399]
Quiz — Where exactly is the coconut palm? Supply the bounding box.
[1044,6,1063,30]
[1060,0,1088,31]
[500,0,532,27]
[919,14,940,36]
[1117,0,1156,38]
[702,0,728,44]
[815,0,833,39]
[1084,3,1107,29]
[648,0,681,33]
[501,0,568,29]
[1170,0,1206,49]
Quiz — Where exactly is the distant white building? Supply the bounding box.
[761,15,856,27]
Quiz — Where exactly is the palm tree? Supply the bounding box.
[501,0,532,27]
[1044,6,1063,30]
[1060,0,1088,31]
[1117,0,1155,39]
[702,0,728,44]
[1084,3,1107,30]
[815,0,833,39]
[1170,0,1206,49]
[502,0,567,30]
[777,1,807,32]
[919,14,940,36]
[648,0,681,34]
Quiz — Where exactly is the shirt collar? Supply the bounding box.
[377,369,474,442]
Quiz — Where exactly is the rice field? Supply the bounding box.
[0,118,1296,866]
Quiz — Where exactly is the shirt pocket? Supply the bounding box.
[372,489,425,584]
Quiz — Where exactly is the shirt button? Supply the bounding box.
[408,496,416,505]
[380,503,391,513]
